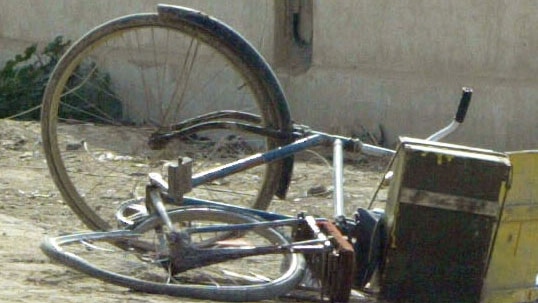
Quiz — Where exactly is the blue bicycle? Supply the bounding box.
[40,5,476,302]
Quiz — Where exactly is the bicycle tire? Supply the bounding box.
[41,4,293,231]
[40,207,306,301]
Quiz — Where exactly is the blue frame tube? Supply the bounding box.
[182,197,293,221]
[185,218,301,234]
[191,134,327,187]
[190,132,394,189]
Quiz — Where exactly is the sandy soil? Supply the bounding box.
[0,119,386,303]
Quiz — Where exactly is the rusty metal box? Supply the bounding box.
[379,137,511,303]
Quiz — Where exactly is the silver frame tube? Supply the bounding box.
[333,139,345,217]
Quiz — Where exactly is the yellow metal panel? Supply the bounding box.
[501,204,538,222]
[483,151,538,303]
[482,289,538,303]
[504,151,538,204]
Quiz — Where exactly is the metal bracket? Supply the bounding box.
[168,157,193,202]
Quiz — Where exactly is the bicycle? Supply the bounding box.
[41,171,357,302]
[39,107,473,302]
[40,4,484,302]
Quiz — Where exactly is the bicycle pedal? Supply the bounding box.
[293,219,355,303]
[318,221,355,303]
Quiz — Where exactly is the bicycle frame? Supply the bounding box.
[113,86,475,270]
[136,174,356,302]
[43,84,476,302]
[145,87,472,214]
[116,86,474,298]
[119,131,391,226]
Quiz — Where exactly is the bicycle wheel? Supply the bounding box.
[41,5,292,231]
[40,207,306,301]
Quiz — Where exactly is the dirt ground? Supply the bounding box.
[0,119,387,303]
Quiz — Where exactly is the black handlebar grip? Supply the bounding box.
[455,87,473,123]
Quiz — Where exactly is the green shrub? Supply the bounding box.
[0,36,122,122]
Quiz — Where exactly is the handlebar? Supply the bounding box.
[425,86,473,142]
[455,87,473,123]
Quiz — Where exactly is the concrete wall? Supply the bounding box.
[0,0,275,64]
[1,0,536,151]
[281,0,537,151]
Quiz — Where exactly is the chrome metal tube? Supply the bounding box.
[333,139,345,217]
[360,143,396,156]
[149,189,176,232]
[426,120,460,142]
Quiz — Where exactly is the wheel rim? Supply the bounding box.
[43,207,305,301]
[41,14,285,230]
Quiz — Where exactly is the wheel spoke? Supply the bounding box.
[41,10,291,230]
[41,207,305,301]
